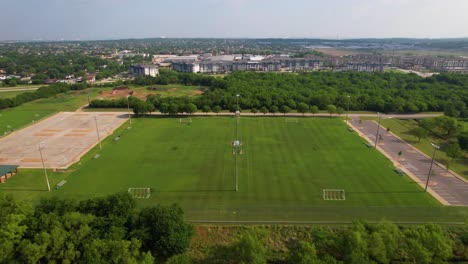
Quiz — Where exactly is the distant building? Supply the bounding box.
[130,64,159,77]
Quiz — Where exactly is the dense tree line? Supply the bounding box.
[206,221,467,264]
[91,71,468,116]
[0,51,125,83]
[0,193,193,263]
[3,192,467,263]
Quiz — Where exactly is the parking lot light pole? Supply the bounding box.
[374,112,382,148]
[425,143,440,192]
[38,143,51,191]
[126,95,132,125]
[94,114,102,149]
[346,95,350,123]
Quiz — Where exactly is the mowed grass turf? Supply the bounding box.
[39,116,467,222]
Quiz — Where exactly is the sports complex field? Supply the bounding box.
[2,116,465,222]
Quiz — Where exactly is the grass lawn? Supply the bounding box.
[380,118,468,180]
[2,117,465,222]
[0,88,101,136]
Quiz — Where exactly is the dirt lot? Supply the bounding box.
[0,112,127,168]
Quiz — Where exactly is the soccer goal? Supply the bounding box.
[285,118,299,123]
[179,118,192,124]
[128,188,151,199]
[323,189,346,201]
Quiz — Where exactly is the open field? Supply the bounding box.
[380,118,468,180]
[1,116,465,222]
[0,88,101,136]
[0,112,127,168]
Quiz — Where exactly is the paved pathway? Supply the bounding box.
[350,118,468,206]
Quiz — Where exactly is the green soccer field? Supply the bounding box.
[1,116,467,222]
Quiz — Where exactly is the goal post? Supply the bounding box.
[285,118,299,123]
[323,189,346,200]
[128,188,151,199]
[179,118,192,124]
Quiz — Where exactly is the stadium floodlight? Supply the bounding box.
[425,143,440,192]
[38,142,51,191]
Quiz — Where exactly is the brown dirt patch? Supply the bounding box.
[192,90,204,95]
[168,88,177,92]
[72,129,91,132]
[34,133,55,137]
[64,133,86,137]
[21,158,45,162]
[0,158,9,162]
[440,173,452,177]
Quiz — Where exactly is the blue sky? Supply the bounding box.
[1,0,468,40]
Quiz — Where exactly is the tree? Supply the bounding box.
[131,204,194,258]
[270,105,279,114]
[336,107,345,116]
[297,103,309,116]
[457,131,468,151]
[288,241,321,264]
[231,231,266,264]
[202,105,211,114]
[310,105,319,115]
[260,106,268,115]
[326,105,337,117]
[251,108,258,115]
[445,143,462,170]
[186,103,197,115]
[410,127,428,142]
[280,105,291,116]
[133,101,155,116]
[213,105,222,115]
[160,103,170,114]
[168,103,179,115]
[0,195,27,263]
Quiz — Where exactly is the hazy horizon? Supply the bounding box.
[2,0,468,41]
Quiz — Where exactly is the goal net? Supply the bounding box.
[128,188,151,199]
[323,189,346,200]
[285,118,299,123]
[179,118,192,124]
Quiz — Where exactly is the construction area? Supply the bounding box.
[0,112,128,169]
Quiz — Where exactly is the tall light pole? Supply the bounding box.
[94,114,102,149]
[235,94,240,192]
[126,95,132,125]
[374,112,382,148]
[425,143,440,192]
[346,95,350,123]
[38,142,50,191]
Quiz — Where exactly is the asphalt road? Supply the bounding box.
[350,118,468,206]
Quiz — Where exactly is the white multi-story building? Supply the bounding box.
[130,64,160,77]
